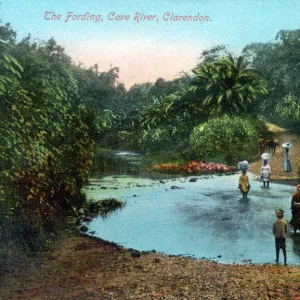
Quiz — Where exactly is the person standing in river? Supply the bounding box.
[238,169,250,198]
[273,209,288,265]
[260,159,271,187]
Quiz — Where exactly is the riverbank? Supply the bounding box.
[1,177,300,300]
[1,232,300,300]
[2,126,300,299]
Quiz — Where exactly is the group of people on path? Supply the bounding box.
[237,140,297,265]
[258,137,279,156]
[258,137,292,172]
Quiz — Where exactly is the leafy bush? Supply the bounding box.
[0,25,94,256]
[275,94,300,132]
[116,130,141,150]
[86,198,125,218]
[140,126,189,155]
[247,117,270,138]
[189,115,266,164]
[140,128,174,152]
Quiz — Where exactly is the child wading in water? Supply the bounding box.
[273,209,288,265]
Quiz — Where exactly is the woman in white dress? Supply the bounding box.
[284,148,292,172]
[282,142,292,172]
[260,159,271,187]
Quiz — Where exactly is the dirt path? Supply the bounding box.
[1,234,300,300]
[250,124,300,186]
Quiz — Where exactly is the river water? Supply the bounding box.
[83,172,300,265]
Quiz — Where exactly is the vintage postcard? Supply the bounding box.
[1,0,300,298]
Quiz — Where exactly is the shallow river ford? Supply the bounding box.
[83,173,300,265]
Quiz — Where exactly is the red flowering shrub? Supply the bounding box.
[187,161,236,174]
[151,161,236,174]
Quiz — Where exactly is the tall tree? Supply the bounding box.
[243,29,300,121]
[189,54,268,117]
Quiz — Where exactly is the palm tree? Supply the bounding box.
[190,54,268,117]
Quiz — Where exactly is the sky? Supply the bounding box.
[1,0,300,89]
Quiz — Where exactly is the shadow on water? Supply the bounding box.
[238,197,251,213]
[251,189,283,199]
[289,234,300,259]
[203,191,236,200]
[238,197,251,202]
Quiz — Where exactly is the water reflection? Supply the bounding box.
[238,197,251,213]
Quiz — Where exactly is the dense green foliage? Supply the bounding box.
[1,17,300,261]
[2,22,298,211]
[243,29,300,130]
[72,65,125,141]
[0,24,98,259]
[0,26,93,222]
[189,116,268,163]
[140,76,207,131]
[140,126,188,156]
[138,54,268,158]
[189,55,268,117]
[275,94,300,123]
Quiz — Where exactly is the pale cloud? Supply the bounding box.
[66,39,206,89]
